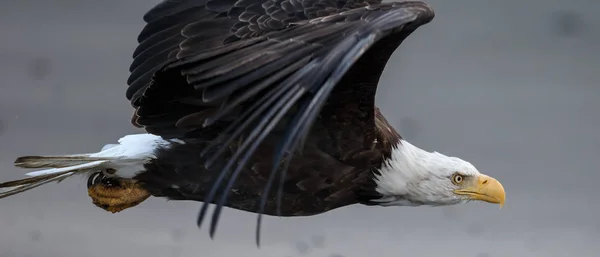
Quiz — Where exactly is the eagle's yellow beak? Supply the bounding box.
[454,174,505,207]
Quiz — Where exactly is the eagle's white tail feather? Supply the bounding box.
[14,155,103,169]
[0,133,171,200]
[0,160,109,199]
[101,144,119,151]
[24,160,109,177]
[0,172,75,199]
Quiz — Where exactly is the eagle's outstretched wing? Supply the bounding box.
[126,0,434,243]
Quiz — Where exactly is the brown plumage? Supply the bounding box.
[136,107,398,215]
[123,0,434,241]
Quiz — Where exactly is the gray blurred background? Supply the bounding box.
[0,0,599,256]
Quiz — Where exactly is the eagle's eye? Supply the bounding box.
[451,173,464,185]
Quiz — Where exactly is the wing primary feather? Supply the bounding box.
[200,44,318,104]
[273,34,379,220]
[200,58,318,167]
[256,127,300,246]
[129,47,175,84]
[203,33,370,238]
[296,34,378,152]
[246,60,325,229]
[171,37,266,71]
[202,53,314,127]
[273,98,312,216]
[252,96,309,245]
[200,70,298,167]
[182,40,276,78]
[234,37,365,241]
[253,38,365,241]
[188,38,301,83]
[187,46,278,86]
[197,78,303,229]
[204,60,316,166]
[255,151,293,247]
[199,86,276,168]
[132,32,180,66]
[208,85,306,239]
[196,55,313,196]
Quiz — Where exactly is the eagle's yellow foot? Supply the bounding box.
[87,172,150,213]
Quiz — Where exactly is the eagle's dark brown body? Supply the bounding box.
[136,107,400,216]
[118,0,434,236]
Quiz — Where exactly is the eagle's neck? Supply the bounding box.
[368,140,450,206]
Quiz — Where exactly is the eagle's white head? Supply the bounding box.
[372,140,505,207]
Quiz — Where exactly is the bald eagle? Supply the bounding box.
[0,0,505,245]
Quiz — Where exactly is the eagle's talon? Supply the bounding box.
[87,172,103,188]
[101,177,120,188]
[87,175,150,213]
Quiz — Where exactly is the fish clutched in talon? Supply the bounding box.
[87,171,151,213]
